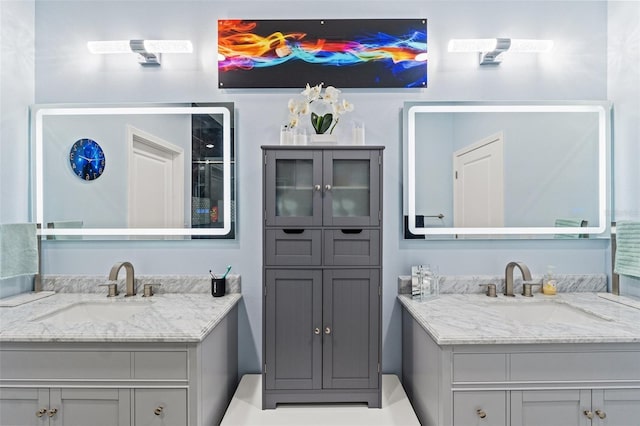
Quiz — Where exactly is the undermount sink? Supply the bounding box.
[33,301,150,325]
[485,300,611,324]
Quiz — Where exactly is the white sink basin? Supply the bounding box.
[485,301,610,324]
[33,301,150,325]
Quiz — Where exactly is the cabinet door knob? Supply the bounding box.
[324,184,332,192]
[154,406,164,416]
[48,408,58,417]
[476,409,487,419]
[325,327,331,335]
[36,408,47,418]
[314,184,321,191]
[595,409,606,419]
[314,327,320,335]
[584,410,594,419]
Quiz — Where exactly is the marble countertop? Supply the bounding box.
[398,292,640,346]
[0,291,241,343]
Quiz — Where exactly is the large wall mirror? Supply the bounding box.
[403,101,611,239]
[32,103,235,239]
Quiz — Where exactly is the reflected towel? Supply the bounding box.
[614,221,640,278]
[554,218,588,239]
[0,223,38,279]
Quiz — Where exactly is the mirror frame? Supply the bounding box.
[404,101,611,237]
[33,105,233,237]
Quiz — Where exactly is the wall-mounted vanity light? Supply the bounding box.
[87,40,193,66]
[448,38,553,65]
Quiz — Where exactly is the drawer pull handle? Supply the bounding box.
[154,406,164,416]
[314,327,320,335]
[595,409,606,419]
[48,408,58,418]
[584,410,594,419]
[283,229,305,234]
[36,408,46,418]
[325,327,331,335]
[476,409,487,419]
[341,229,363,234]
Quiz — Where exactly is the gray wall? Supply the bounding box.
[1,0,639,375]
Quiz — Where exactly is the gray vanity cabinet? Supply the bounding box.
[0,307,237,426]
[262,146,383,409]
[511,389,640,426]
[0,387,130,426]
[402,310,640,426]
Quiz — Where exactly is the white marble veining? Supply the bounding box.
[397,273,606,295]
[43,273,241,295]
[0,276,242,343]
[398,292,640,345]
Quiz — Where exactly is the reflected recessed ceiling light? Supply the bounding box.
[87,39,193,66]
[206,144,214,148]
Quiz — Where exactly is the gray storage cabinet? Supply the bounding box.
[262,146,383,409]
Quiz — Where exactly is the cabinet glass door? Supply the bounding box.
[265,151,322,226]
[323,151,380,227]
[276,159,314,217]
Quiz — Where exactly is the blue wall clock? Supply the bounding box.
[69,138,106,181]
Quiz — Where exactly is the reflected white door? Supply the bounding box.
[128,126,184,230]
[453,132,504,227]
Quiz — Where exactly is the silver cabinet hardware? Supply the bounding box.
[584,410,594,419]
[324,184,332,192]
[314,184,321,191]
[595,409,606,419]
[325,327,331,335]
[36,408,46,418]
[476,409,487,419]
[314,328,321,335]
[48,408,58,417]
[154,406,164,416]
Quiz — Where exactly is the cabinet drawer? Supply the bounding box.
[510,351,640,382]
[453,391,507,426]
[265,229,322,265]
[453,353,507,382]
[324,229,380,266]
[133,351,188,380]
[0,350,130,379]
[134,389,187,426]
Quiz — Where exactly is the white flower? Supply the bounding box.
[288,114,300,128]
[323,86,341,104]
[286,83,353,134]
[301,83,323,102]
[331,99,355,116]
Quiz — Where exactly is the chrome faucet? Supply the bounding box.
[504,261,532,297]
[109,261,136,297]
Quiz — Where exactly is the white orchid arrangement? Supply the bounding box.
[287,83,354,134]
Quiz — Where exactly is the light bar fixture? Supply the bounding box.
[87,40,193,65]
[448,38,553,65]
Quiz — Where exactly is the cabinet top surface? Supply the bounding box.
[399,293,640,346]
[0,292,241,343]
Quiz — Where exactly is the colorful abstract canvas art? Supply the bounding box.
[218,19,427,88]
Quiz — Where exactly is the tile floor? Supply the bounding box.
[220,374,420,425]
